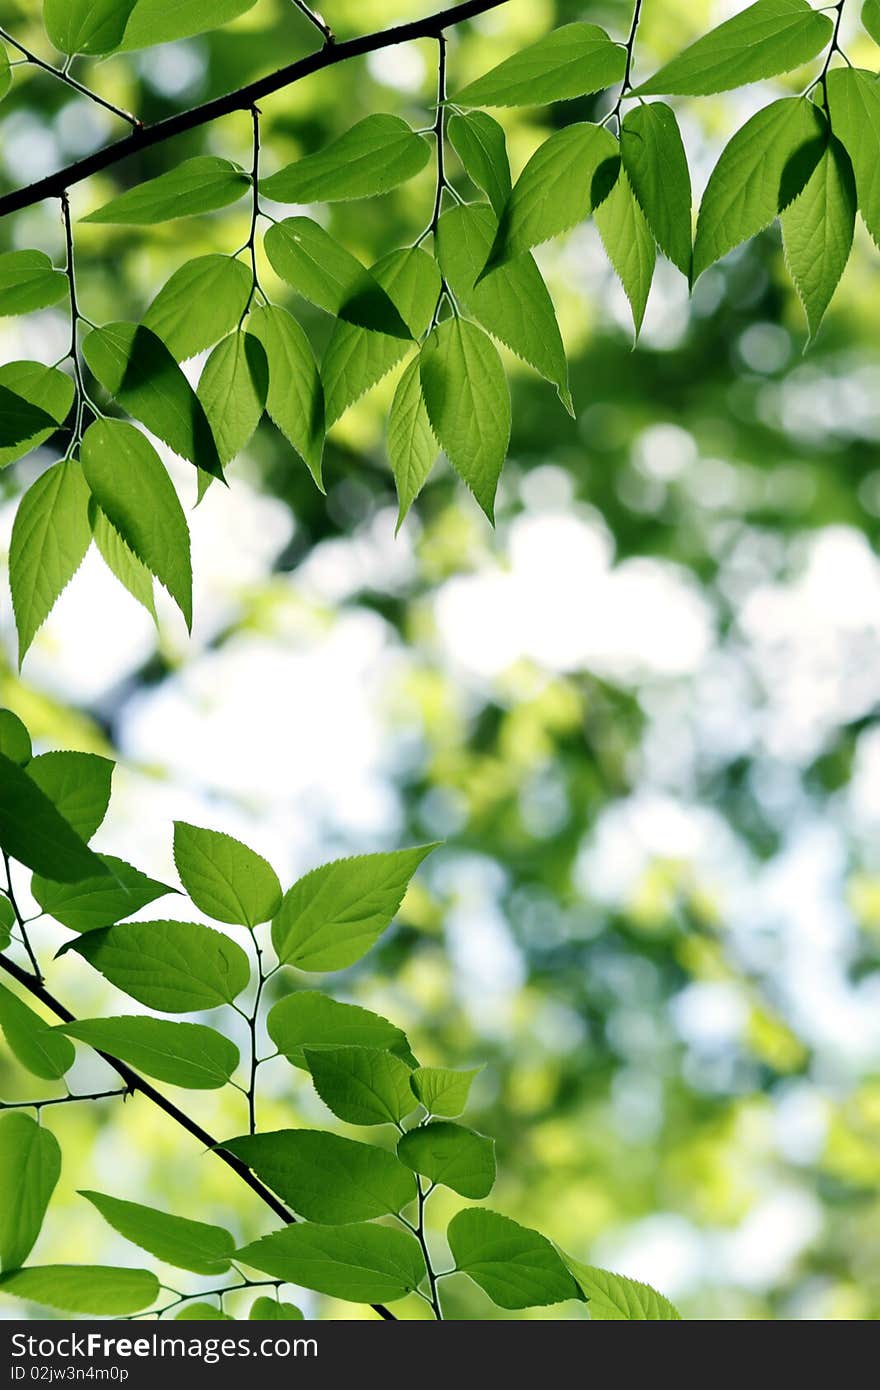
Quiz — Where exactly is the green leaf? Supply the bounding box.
[409,1065,480,1117]
[563,1256,682,1319]
[0,362,74,470]
[864,0,880,43]
[266,991,416,1071]
[143,255,253,362]
[397,1121,495,1198]
[173,821,282,928]
[80,1191,235,1275]
[176,1303,234,1320]
[0,1266,158,1315]
[44,0,138,55]
[633,0,833,96]
[0,984,75,1081]
[247,304,324,488]
[120,0,257,49]
[264,218,412,339]
[321,247,440,427]
[453,23,626,107]
[448,111,511,215]
[304,1046,416,1126]
[692,97,826,280]
[826,68,880,248]
[0,753,108,883]
[781,136,856,339]
[0,251,67,316]
[387,356,438,532]
[90,499,157,622]
[0,386,59,451]
[83,157,249,224]
[63,919,251,1013]
[436,203,571,409]
[0,898,12,952]
[447,1208,583,1310]
[0,43,10,103]
[420,318,510,522]
[0,1114,61,1272]
[32,855,174,933]
[595,167,657,334]
[237,1222,426,1304]
[249,1297,303,1320]
[620,103,692,276]
[0,710,31,766]
[261,115,430,203]
[9,459,91,664]
[58,1017,239,1089]
[26,750,113,841]
[220,1129,417,1223]
[484,122,619,271]
[271,845,436,971]
[80,419,193,628]
[197,332,268,466]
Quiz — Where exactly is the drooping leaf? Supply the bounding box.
[220,1129,417,1224]
[264,218,412,338]
[261,115,430,203]
[0,43,9,103]
[0,251,67,316]
[143,255,253,362]
[83,157,249,224]
[0,753,108,883]
[266,991,416,1071]
[387,356,438,531]
[9,458,91,665]
[271,845,436,971]
[864,0,880,43]
[620,103,692,276]
[304,1046,416,1126]
[80,419,193,628]
[780,136,856,339]
[62,920,251,1013]
[633,0,833,96]
[448,111,511,215]
[197,332,268,466]
[247,304,324,488]
[58,1017,239,1089]
[173,821,282,929]
[0,387,60,453]
[80,1191,235,1275]
[397,1121,495,1198]
[826,67,880,248]
[0,1266,158,1315]
[595,167,657,334]
[420,317,510,522]
[453,23,626,107]
[237,1222,426,1305]
[447,1208,583,1310]
[0,983,75,1081]
[26,750,113,842]
[249,1297,304,1320]
[0,363,73,471]
[0,898,12,952]
[564,1256,682,1319]
[175,1303,234,1320]
[0,1114,61,1272]
[90,500,157,622]
[43,0,138,55]
[0,710,32,766]
[32,855,174,933]
[120,0,258,49]
[409,1065,480,1117]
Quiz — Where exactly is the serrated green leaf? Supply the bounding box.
[420,317,509,522]
[249,1297,303,1320]
[90,499,157,622]
[176,1302,234,1320]
[633,0,833,97]
[0,752,108,882]
[692,97,826,280]
[58,1017,239,1089]
[80,419,193,628]
[410,1065,480,1117]
[143,255,253,362]
[220,1129,417,1223]
[0,385,58,451]
[44,0,138,55]
[826,67,880,248]
[83,157,249,224]
[262,115,430,203]
[0,362,74,470]
[120,0,257,49]
[564,1255,682,1319]
[448,111,511,215]
[621,103,692,276]
[80,1191,235,1275]
[595,167,657,334]
[266,991,416,1071]
[271,845,436,972]
[0,250,67,316]
[0,43,10,103]
[304,1046,416,1126]
[0,898,12,952]
[447,1208,583,1310]
[397,1121,495,1198]
[0,710,31,766]
[781,136,856,338]
[864,0,880,43]
[26,750,113,842]
[0,1266,158,1315]
[454,22,626,107]
[0,983,75,1081]
[63,919,250,1013]
[237,1222,426,1304]
[32,855,174,933]
[0,1114,61,1271]
[196,331,268,468]
[247,304,324,488]
[388,356,438,531]
[173,821,281,928]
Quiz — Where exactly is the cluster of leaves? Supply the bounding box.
[0,707,680,1320]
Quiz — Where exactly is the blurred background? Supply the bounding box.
[2,0,880,1320]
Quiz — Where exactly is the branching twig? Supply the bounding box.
[291,0,335,45]
[0,1087,130,1111]
[0,25,140,128]
[607,0,644,130]
[238,106,265,325]
[2,852,41,981]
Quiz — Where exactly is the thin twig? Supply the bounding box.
[0,25,140,127]
[608,0,644,130]
[291,0,335,45]
[2,852,41,981]
[0,1087,130,1111]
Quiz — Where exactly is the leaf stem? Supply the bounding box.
[238,105,265,326]
[415,1178,444,1319]
[2,851,41,981]
[291,0,335,45]
[0,26,140,127]
[608,0,644,129]
[246,929,266,1134]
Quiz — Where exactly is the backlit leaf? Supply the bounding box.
[0,1266,158,1315]
[9,459,91,664]
[32,855,174,933]
[447,1207,583,1310]
[387,356,438,531]
[448,111,511,215]
[143,255,252,362]
[594,166,657,334]
[0,983,75,1081]
[781,136,856,338]
[120,0,258,50]
[564,1256,682,1319]
[0,1114,61,1271]
[397,1121,495,1198]
[80,1191,235,1275]
[0,251,67,316]
[63,919,251,1012]
[266,991,416,1071]
[264,218,412,338]
[0,752,107,883]
[249,1297,303,1320]
[238,1222,426,1304]
[453,23,626,106]
[44,0,138,55]
[26,750,113,842]
[0,710,31,767]
[247,304,324,488]
[304,1046,416,1126]
[83,157,249,224]
[409,1065,480,1117]
[826,67,880,248]
[173,821,282,928]
[59,1017,239,1089]
[620,103,692,276]
[90,500,157,622]
[261,115,430,203]
[0,362,74,470]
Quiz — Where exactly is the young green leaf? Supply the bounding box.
[237,1222,426,1304]
[563,1256,682,1319]
[32,856,172,933]
[220,1129,417,1223]
[0,42,9,103]
[304,1046,416,1126]
[0,898,12,952]
[447,1208,583,1309]
[120,0,258,49]
[448,111,511,215]
[0,1266,158,1315]
[80,419,193,629]
[197,332,268,466]
[0,1114,61,1271]
[58,1017,239,1089]
[409,1065,481,1117]
[0,709,32,766]
[826,68,880,248]
[595,167,657,335]
[387,356,438,531]
[247,304,324,488]
[83,157,249,224]
[397,1121,495,1198]
[143,255,253,362]
[0,250,67,316]
[620,103,692,276]
[81,323,223,479]
[175,1303,235,1320]
[453,23,626,107]
[0,362,74,470]
[27,750,113,842]
[63,920,251,1013]
[266,991,416,1071]
[271,845,436,971]
[249,1297,304,1320]
[780,136,856,339]
[261,115,430,203]
[420,318,510,522]
[633,0,833,97]
[9,458,90,664]
[90,501,157,622]
[0,753,108,882]
[80,1191,235,1275]
[692,97,825,280]
[0,983,76,1081]
[43,0,138,55]
[263,218,412,339]
[173,821,282,928]
[864,0,880,43]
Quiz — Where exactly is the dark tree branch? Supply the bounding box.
[0,0,510,219]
